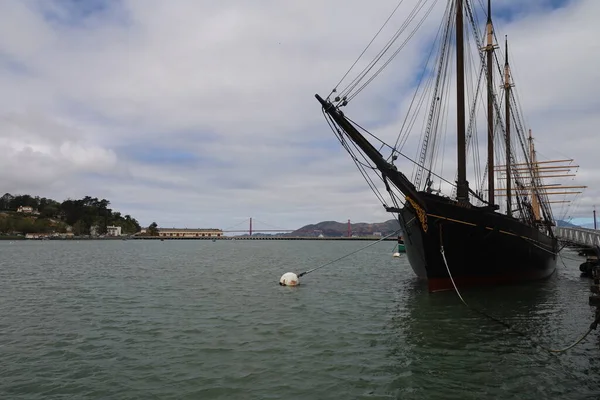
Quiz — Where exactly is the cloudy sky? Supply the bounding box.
[1,0,598,231]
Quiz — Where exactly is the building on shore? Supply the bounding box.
[25,233,49,239]
[106,225,122,237]
[158,228,223,238]
[25,232,74,239]
[17,206,40,215]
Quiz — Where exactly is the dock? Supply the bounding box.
[130,236,396,241]
[556,227,600,324]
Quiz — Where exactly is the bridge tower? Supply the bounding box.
[249,217,252,236]
[347,219,351,237]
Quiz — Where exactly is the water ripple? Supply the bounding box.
[0,241,598,399]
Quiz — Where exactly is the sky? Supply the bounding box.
[0,0,598,231]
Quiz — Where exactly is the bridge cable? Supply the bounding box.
[222,219,250,231]
[297,231,400,278]
[439,224,599,354]
[251,218,290,232]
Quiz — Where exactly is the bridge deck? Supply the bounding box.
[554,227,600,248]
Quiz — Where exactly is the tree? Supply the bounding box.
[40,203,60,219]
[95,217,108,235]
[38,198,60,217]
[72,220,87,236]
[10,194,36,210]
[148,222,159,236]
[0,193,14,210]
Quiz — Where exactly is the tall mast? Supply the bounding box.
[456,0,468,203]
[485,0,495,207]
[504,36,512,216]
[529,129,541,221]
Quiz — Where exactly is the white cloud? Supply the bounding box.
[0,0,597,229]
[59,141,117,170]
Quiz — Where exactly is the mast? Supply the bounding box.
[456,0,468,203]
[485,0,495,207]
[529,129,541,221]
[504,37,512,216]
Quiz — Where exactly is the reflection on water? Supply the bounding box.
[385,265,599,399]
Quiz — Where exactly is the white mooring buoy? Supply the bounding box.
[392,252,401,258]
[279,272,299,286]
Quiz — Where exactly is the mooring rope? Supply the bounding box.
[559,253,586,262]
[297,231,400,278]
[439,224,599,354]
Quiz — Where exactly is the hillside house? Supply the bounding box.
[17,206,39,214]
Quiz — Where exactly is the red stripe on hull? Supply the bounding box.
[427,269,556,293]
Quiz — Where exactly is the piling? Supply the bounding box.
[586,247,600,322]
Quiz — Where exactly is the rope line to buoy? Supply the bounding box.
[297,230,400,278]
[439,224,598,354]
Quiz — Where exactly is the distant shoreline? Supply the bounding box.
[1,236,397,241]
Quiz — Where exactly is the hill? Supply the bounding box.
[577,223,597,229]
[556,219,580,228]
[291,218,589,237]
[0,193,141,236]
[289,219,401,237]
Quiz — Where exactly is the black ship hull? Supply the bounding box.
[399,192,558,292]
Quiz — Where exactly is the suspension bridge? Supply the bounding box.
[221,218,363,237]
[222,217,295,236]
[130,218,398,241]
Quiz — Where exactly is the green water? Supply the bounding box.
[1,240,598,399]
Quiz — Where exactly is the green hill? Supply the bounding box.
[0,193,141,236]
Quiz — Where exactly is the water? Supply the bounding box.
[0,240,598,399]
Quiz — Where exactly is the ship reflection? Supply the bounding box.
[383,276,561,399]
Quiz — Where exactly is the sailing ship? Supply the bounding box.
[316,0,584,291]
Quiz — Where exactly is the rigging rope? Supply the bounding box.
[330,0,406,98]
[344,115,458,189]
[412,0,454,189]
[338,0,431,101]
[324,0,565,234]
[297,231,400,278]
[439,224,598,354]
[324,112,389,206]
[346,0,440,103]
[393,1,449,155]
